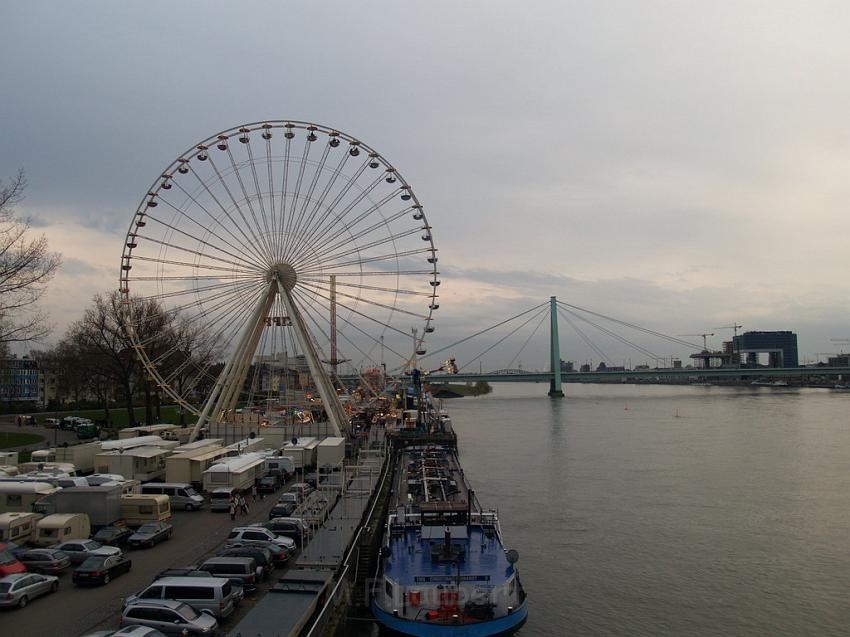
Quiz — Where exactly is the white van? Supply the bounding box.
[33,513,91,546]
[141,483,204,511]
[209,488,238,512]
[126,576,236,618]
[0,512,42,543]
[264,456,294,478]
[120,494,171,527]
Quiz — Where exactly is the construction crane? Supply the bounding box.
[713,324,743,338]
[679,333,714,350]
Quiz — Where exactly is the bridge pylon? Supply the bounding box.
[549,295,564,397]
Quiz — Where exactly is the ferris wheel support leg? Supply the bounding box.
[277,280,350,437]
[189,281,277,442]
[221,289,278,415]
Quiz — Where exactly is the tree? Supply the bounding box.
[0,170,61,350]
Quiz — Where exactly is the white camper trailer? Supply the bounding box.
[202,453,266,492]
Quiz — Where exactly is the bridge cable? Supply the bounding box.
[556,300,703,350]
[457,305,550,373]
[419,301,549,362]
[559,306,664,362]
[558,308,611,364]
[506,306,549,370]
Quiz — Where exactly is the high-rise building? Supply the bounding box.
[0,356,40,402]
[732,331,798,367]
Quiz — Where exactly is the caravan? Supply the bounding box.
[0,512,42,544]
[120,494,171,527]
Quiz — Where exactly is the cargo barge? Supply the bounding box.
[372,409,527,636]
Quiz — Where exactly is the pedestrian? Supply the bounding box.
[240,495,250,516]
[16,416,21,428]
[229,500,236,521]
[251,484,257,502]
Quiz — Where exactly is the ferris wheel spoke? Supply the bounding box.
[264,136,278,264]
[284,142,332,264]
[244,142,276,259]
[138,210,266,272]
[280,138,313,262]
[292,284,410,339]
[298,279,428,320]
[135,278,261,303]
[295,149,352,250]
[276,135,292,262]
[299,277,431,297]
[294,291,377,369]
[316,243,432,272]
[224,145,277,263]
[128,231,263,274]
[172,171,268,266]
[204,153,274,265]
[128,254,259,276]
[304,170,386,251]
[157,281,265,321]
[308,190,404,256]
[294,287,408,363]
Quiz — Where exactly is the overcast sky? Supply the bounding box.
[3,1,850,369]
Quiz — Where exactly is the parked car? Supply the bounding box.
[256,475,280,493]
[120,599,217,635]
[0,543,26,576]
[290,482,314,498]
[128,522,173,549]
[277,491,301,505]
[93,526,133,548]
[225,539,290,565]
[197,557,261,590]
[17,548,71,574]
[268,502,297,520]
[43,418,61,429]
[72,553,132,585]
[153,569,245,605]
[227,527,296,551]
[51,540,121,564]
[259,517,310,546]
[81,626,168,637]
[125,576,237,619]
[0,572,59,608]
[218,546,274,579]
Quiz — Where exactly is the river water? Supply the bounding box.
[444,383,850,636]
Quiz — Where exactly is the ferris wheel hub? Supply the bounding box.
[268,262,297,290]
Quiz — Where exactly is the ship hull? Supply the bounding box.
[372,598,528,637]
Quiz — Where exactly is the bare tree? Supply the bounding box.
[0,170,61,349]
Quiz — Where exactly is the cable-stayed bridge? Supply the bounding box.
[382,297,850,396]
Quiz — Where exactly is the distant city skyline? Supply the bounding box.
[3,1,850,368]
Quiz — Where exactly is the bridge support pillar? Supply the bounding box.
[548,295,564,397]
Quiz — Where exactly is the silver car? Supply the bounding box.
[82,627,168,637]
[121,599,217,635]
[51,539,122,564]
[0,572,59,608]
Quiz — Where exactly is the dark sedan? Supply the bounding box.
[268,502,296,520]
[92,526,133,548]
[256,475,281,493]
[128,522,173,549]
[17,549,72,574]
[226,540,290,565]
[218,546,274,579]
[72,553,132,585]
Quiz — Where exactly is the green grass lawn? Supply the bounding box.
[0,432,45,449]
[33,405,186,429]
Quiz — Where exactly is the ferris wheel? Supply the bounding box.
[119,120,439,439]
